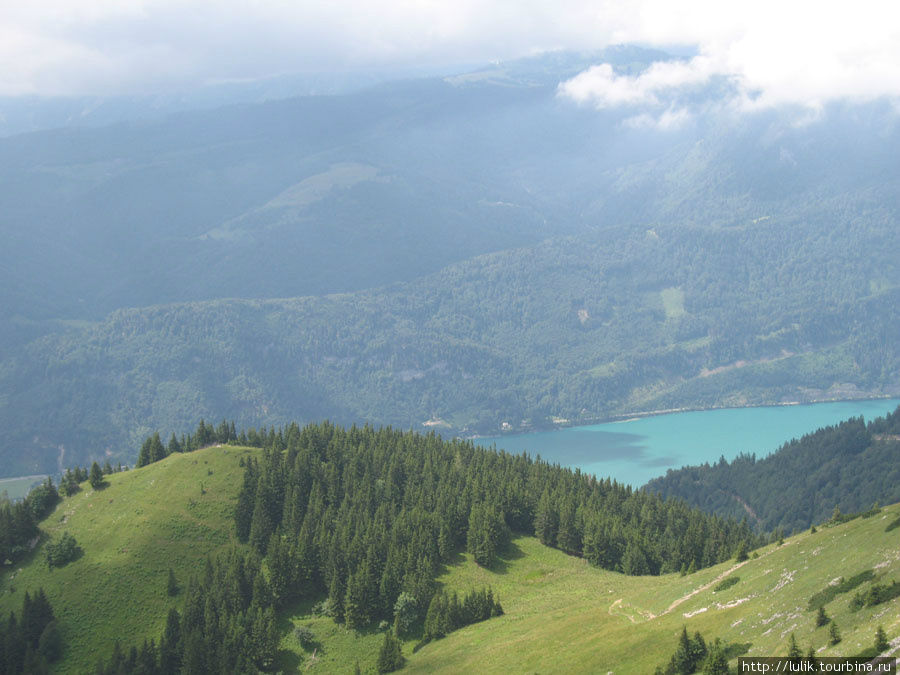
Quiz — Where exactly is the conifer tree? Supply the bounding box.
[159,608,182,674]
[137,437,152,468]
[167,568,179,597]
[815,605,829,627]
[703,638,729,675]
[89,461,104,489]
[673,625,695,674]
[149,432,166,463]
[829,621,841,645]
[787,632,802,660]
[875,625,889,653]
[376,630,404,673]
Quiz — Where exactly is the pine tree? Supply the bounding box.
[673,625,694,674]
[159,608,182,674]
[533,490,558,546]
[829,621,841,645]
[815,605,829,627]
[149,432,167,463]
[875,625,889,653]
[167,568,179,597]
[787,632,802,660]
[89,462,104,490]
[703,638,729,675]
[376,630,404,674]
[137,437,152,468]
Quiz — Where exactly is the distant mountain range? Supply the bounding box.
[2,47,899,474]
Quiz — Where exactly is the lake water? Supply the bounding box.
[477,399,900,488]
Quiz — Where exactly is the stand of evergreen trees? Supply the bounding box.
[646,407,900,534]
[0,478,59,566]
[96,550,278,675]
[234,422,757,629]
[136,420,238,468]
[0,588,60,674]
[421,587,503,643]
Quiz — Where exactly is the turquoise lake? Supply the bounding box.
[477,399,900,488]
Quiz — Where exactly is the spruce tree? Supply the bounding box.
[376,631,404,674]
[149,432,166,463]
[815,605,829,627]
[829,621,841,645]
[673,625,694,674]
[787,632,802,661]
[703,638,729,675]
[159,608,182,674]
[167,568,179,597]
[875,625,889,653]
[137,437,152,468]
[89,462,104,489]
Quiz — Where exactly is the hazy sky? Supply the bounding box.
[2,0,899,111]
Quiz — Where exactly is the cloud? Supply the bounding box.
[559,0,900,112]
[1,0,899,102]
[559,57,719,108]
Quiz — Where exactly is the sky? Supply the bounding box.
[2,0,899,113]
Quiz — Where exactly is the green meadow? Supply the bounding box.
[2,446,898,673]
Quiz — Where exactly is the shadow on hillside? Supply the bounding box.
[724,642,751,660]
[275,648,303,673]
[487,538,526,575]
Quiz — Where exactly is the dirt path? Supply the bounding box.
[609,541,789,622]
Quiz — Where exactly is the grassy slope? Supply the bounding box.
[410,505,900,674]
[0,445,255,674]
[2,447,898,674]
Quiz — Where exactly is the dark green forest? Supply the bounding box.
[3,213,899,475]
[645,405,900,534]
[0,589,60,674]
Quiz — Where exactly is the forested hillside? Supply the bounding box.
[645,406,900,533]
[2,423,897,673]
[2,51,900,474]
[2,213,898,474]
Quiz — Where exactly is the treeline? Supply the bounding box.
[645,407,900,534]
[137,419,239,467]
[232,422,757,632]
[422,587,503,643]
[654,627,731,675]
[97,550,278,675]
[0,479,58,565]
[0,588,61,674]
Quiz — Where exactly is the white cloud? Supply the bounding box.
[0,0,899,102]
[559,57,719,108]
[560,0,900,112]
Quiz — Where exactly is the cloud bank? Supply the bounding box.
[1,0,898,106]
[559,0,900,114]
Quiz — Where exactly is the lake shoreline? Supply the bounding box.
[469,396,900,488]
[465,394,900,442]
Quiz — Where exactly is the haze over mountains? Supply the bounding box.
[2,47,899,475]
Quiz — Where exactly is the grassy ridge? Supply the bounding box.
[0,446,254,674]
[409,505,900,673]
[2,446,898,673]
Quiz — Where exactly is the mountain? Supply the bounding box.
[2,49,900,473]
[3,213,899,475]
[2,433,897,673]
[644,405,900,534]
